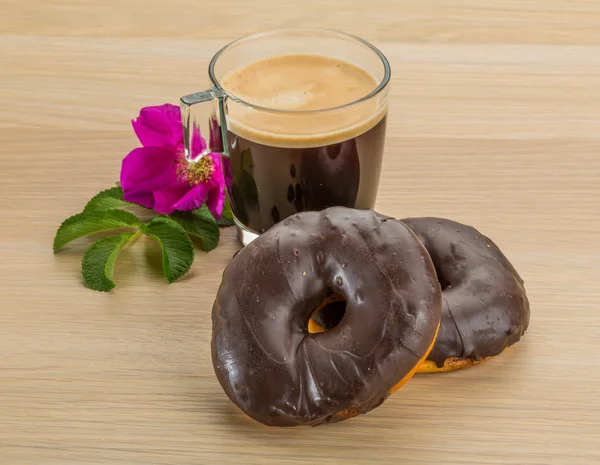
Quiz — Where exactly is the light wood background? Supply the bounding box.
[1,1,599,464]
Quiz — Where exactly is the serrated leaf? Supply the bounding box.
[168,205,219,252]
[81,233,136,292]
[217,193,235,227]
[140,217,194,283]
[53,210,141,252]
[83,186,134,212]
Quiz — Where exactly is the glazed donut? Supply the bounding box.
[311,216,530,373]
[401,218,530,372]
[212,208,442,426]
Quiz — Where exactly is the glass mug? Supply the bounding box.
[180,28,390,246]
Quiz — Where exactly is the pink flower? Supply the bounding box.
[120,104,225,217]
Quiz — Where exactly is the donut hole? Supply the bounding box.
[433,261,452,291]
[307,295,347,333]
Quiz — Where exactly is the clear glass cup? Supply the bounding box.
[180,28,391,246]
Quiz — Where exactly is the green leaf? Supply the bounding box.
[168,205,220,252]
[140,217,194,283]
[83,186,134,212]
[81,233,136,292]
[217,193,235,227]
[53,210,141,252]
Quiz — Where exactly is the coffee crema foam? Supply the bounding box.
[220,54,387,148]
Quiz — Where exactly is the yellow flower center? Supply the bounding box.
[177,155,214,186]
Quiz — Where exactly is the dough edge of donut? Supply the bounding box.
[417,357,492,373]
[333,322,441,421]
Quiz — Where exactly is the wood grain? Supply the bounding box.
[1,1,599,463]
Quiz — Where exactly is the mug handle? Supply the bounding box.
[180,88,228,161]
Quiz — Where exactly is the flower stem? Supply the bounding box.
[126,229,143,248]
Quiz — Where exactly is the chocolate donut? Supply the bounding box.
[400,218,530,372]
[212,208,442,426]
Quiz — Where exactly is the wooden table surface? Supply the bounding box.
[1,1,599,464]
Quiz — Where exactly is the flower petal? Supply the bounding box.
[190,124,208,159]
[121,147,179,191]
[220,155,233,193]
[153,183,198,214]
[208,152,224,183]
[205,152,227,218]
[206,184,226,218]
[121,190,155,210]
[121,146,190,213]
[172,183,211,212]
[132,104,183,151]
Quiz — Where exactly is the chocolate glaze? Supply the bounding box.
[401,218,530,368]
[212,208,442,426]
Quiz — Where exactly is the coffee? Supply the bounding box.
[221,54,387,233]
